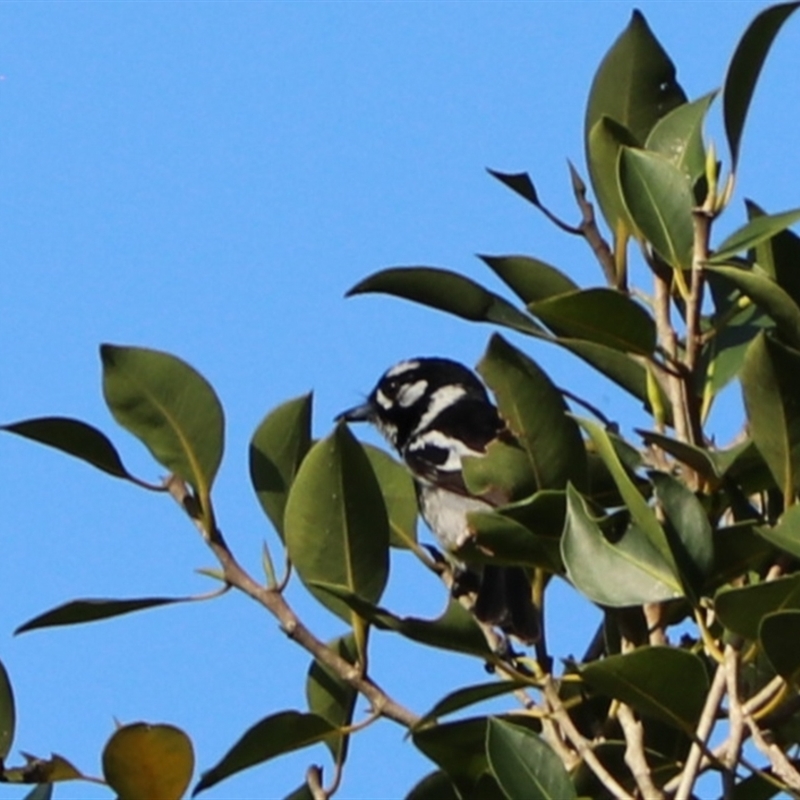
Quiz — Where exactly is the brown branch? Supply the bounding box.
[568,162,618,288]
[618,703,664,800]
[165,476,420,729]
[674,661,728,800]
[542,677,635,800]
[745,715,800,793]
[722,645,745,799]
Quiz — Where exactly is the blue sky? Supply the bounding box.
[2,2,798,799]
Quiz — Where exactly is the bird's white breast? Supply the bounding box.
[417,485,492,551]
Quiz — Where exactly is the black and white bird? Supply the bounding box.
[338,357,539,645]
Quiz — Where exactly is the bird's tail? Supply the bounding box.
[474,565,540,645]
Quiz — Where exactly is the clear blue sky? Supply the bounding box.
[2,3,798,799]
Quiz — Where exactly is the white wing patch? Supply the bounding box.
[413,385,467,435]
[397,379,428,408]
[406,428,483,471]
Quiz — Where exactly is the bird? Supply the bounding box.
[337,357,540,645]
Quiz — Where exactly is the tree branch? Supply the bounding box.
[618,703,664,800]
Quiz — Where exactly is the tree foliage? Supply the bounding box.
[4,5,800,799]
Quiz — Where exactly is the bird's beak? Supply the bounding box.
[335,401,374,424]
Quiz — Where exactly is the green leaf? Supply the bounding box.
[757,503,800,558]
[249,394,312,540]
[3,754,85,784]
[2,417,148,485]
[416,681,528,731]
[305,635,358,763]
[740,333,800,498]
[22,786,53,800]
[405,771,459,800]
[100,345,224,501]
[346,267,546,336]
[462,510,563,574]
[650,470,714,602]
[715,574,800,640]
[0,659,15,760]
[585,10,686,144]
[581,647,708,731]
[747,200,800,308]
[710,208,800,264]
[486,718,576,800]
[578,417,678,577]
[15,596,195,634]
[362,444,418,549]
[760,610,800,681]
[707,264,800,349]
[586,116,639,236]
[706,523,775,592]
[477,334,587,491]
[284,423,389,624]
[462,437,537,503]
[723,2,800,167]
[479,255,578,306]
[637,430,720,480]
[645,92,717,184]
[103,722,194,800]
[486,169,539,207]
[618,147,694,270]
[562,485,681,606]
[311,586,492,658]
[530,288,656,355]
[194,712,334,795]
[585,9,686,229]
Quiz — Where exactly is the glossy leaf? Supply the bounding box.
[477,334,587,491]
[416,681,528,730]
[16,596,193,634]
[100,344,224,500]
[586,116,639,236]
[284,423,389,624]
[0,660,14,760]
[462,437,537,503]
[650,470,714,602]
[585,10,686,144]
[578,417,678,576]
[103,722,194,800]
[723,2,800,167]
[757,502,800,558]
[311,585,492,658]
[305,635,358,763]
[715,574,800,640]
[645,92,716,183]
[530,287,656,355]
[479,255,578,305]
[462,510,563,573]
[562,485,681,606]
[707,264,800,349]
[637,430,719,480]
[486,718,576,800]
[194,712,334,795]
[405,771,459,800]
[363,444,418,548]
[741,333,800,497]
[2,417,146,485]
[760,610,800,681]
[710,208,800,264]
[581,647,708,730]
[619,147,694,270]
[249,393,312,540]
[585,9,686,229]
[748,199,800,308]
[346,267,545,337]
[706,523,775,591]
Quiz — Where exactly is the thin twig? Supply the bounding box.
[618,703,664,800]
[674,661,728,800]
[165,476,420,729]
[543,677,635,800]
[722,645,745,798]
[745,715,800,793]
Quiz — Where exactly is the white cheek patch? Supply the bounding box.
[413,385,467,434]
[375,389,392,409]
[407,428,483,471]
[386,360,420,379]
[397,379,428,408]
